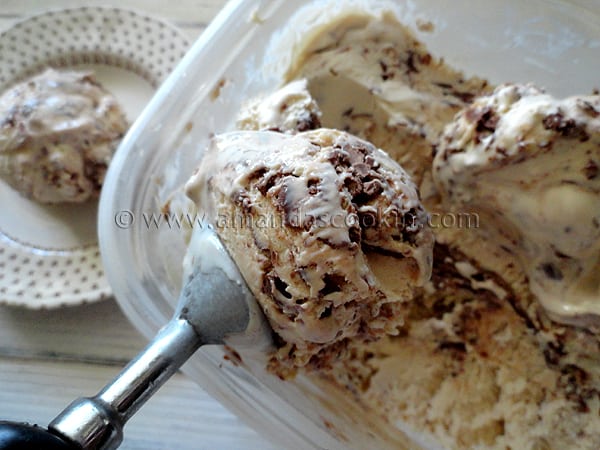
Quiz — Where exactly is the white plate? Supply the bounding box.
[0,7,190,308]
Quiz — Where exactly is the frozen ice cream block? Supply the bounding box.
[328,245,600,450]
[285,12,490,185]
[210,11,600,450]
[185,128,433,370]
[236,78,322,133]
[0,68,128,204]
[433,83,600,326]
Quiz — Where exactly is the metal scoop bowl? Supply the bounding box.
[0,226,273,450]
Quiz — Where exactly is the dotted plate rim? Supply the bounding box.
[0,6,190,309]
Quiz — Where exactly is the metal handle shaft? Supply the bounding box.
[48,318,202,450]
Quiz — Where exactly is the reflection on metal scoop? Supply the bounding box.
[0,226,272,450]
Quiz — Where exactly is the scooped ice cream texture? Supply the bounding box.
[274,13,600,450]
[285,12,490,186]
[236,78,322,133]
[185,129,433,369]
[0,68,128,204]
[178,10,600,450]
[433,83,600,327]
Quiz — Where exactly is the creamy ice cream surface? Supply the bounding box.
[0,68,128,203]
[176,8,600,450]
[434,84,600,327]
[236,78,322,133]
[285,12,490,186]
[185,129,433,370]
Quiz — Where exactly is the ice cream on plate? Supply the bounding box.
[185,129,433,371]
[0,68,128,204]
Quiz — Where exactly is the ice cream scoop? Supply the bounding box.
[185,129,434,371]
[0,226,272,450]
[433,83,600,327]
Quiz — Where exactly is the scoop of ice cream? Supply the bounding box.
[236,78,322,133]
[433,83,600,326]
[0,68,128,203]
[284,12,490,185]
[185,128,433,369]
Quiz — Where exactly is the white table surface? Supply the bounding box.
[0,1,276,449]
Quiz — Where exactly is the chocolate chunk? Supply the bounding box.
[272,177,304,228]
[273,276,292,299]
[466,106,498,134]
[402,208,419,232]
[576,99,600,118]
[245,166,268,183]
[261,274,271,295]
[296,112,321,131]
[361,243,407,260]
[431,298,457,318]
[319,273,346,296]
[307,177,319,195]
[379,60,393,80]
[328,148,351,168]
[315,235,355,251]
[342,141,371,165]
[420,53,432,65]
[561,364,589,384]
[364,154,378,169]
[255,171,279,196]
[358,209,378,229]
[1,113,16,128]
[353,162,370,177]
[542,112,590,140]
[438,341,467,353]
[583,160,598,180]
[434,81,453,90]
[84,161,108,191]
[452,91,476,104]
[318,305,333,320]
[543,341,566,367]
[559,364,593,413]
[539,262,563,280]
[344,176,362,197]
[348,223,362,244]
[495,147,508,157]
[362,179,384,197]
[471,272,485,282]
[405,50,418,74]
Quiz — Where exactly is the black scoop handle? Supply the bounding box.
[0,421,79,450]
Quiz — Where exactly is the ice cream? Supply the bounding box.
[185,128,433,370]
[326,244,600,450]
[236,78,322,133]
[0,68,128,204]
[433,83,600,328]
[285,12,490,186]
[178,9,600,450]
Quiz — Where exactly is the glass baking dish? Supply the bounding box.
[98,0,600,448]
